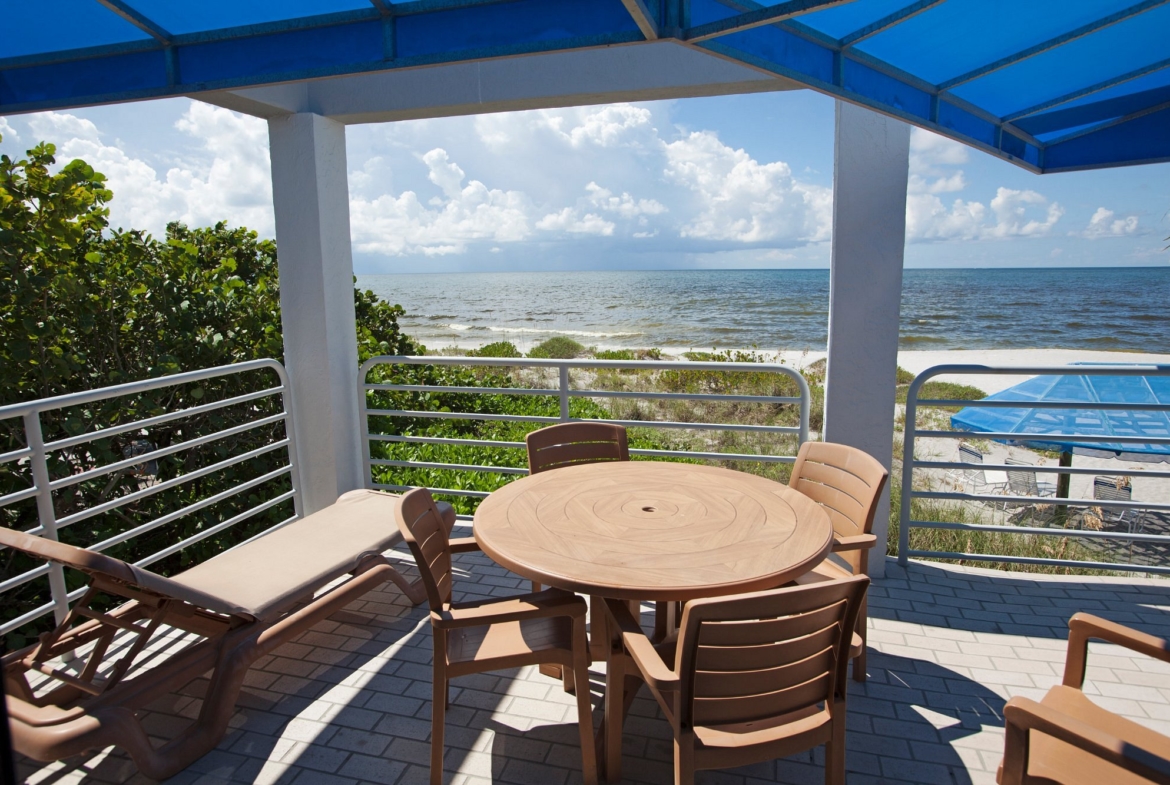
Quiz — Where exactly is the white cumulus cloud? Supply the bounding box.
[0,117,19,142]
[350,147,534,256]
[26,106,273,237]
[536,208,615,236]
[907,187,1063,242]
[1080,207,1138,238]
[664,130,831,243]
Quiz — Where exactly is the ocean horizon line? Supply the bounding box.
[357,264,1168,276]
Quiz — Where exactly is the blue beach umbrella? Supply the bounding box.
[951,368,1170,464]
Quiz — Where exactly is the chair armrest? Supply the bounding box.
[1063,613,1170,688]
[603,599,679,691]
[832,534,877,552]
[432,590,584,629]
[448,537,481,554]
[1002,697,1170,785]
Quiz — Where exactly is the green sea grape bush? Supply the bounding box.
[0,140,416,645]
[527,336,585,359]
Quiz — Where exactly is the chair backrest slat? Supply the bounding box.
[958,444,984,465]
[788,442,887,540]
[526,422,629,475]
[1094,476,1132,502]
[675,576,868,730]
[394,488,453,611]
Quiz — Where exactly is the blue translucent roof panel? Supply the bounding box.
[1,0,1168,173]
[855,0,1142,86]
[124,0,376,35]
[950,5,1170,118]
[951,371,1170,459]
[0,0,151,60]
[785,0,913,39]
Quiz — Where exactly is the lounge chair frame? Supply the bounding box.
[1,494,449,780]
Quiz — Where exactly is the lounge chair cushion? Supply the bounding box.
[157,490,455,621]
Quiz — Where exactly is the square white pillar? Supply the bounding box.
[268,113,363,514]
[823,101,911,577]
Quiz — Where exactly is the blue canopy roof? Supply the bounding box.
[951,369,1170,462]
[1,1,1167,173]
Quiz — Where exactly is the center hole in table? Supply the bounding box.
[642,506,656,512]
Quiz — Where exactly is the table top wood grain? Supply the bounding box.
[473,461,833,601]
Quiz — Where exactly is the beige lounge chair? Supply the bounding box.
[1,489,454,780]
[602,575,869,785]
[788,441,887,682]
[394,487,597,785]
[999,613,1170,784]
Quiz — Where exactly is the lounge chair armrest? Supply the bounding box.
[448,537,481,554]
[832,534,877,552]
[433,590,584,629]
[603,598,679,691]
[1002,697,1170,785]
[1063,613,1170,688]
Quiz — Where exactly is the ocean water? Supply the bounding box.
[357,267,1170,353]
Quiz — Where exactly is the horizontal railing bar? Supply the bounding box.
[911,490,1170,511]
[915,398,1170,411]
[568,390,801,404]
[630,449,796,463]
[912,460,1170,478]
[905,550,1170,575]
[907,519,1170,543]
[0,485,40,508]
[370,459,527,475]
[915,429,1170,445]
[0,446,32,464]
[583,418,799,434]
[372,435,526,449]
[368,409,559,425]
[56,440,291,528]
[368,384,559,396]
[50,412,287,492]
[372,483,490,499]
[0,563,50,594]
[45,386,285,453]
[134,491,297,569]
[85,466,292,555]
[0,358,288,420]
[363,355,808,375]
[0,585,88,636]
[366,383,800,405]
[915,364,1170,379]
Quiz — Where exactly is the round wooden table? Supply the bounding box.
[473,461,833,603]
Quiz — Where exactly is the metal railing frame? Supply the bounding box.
[358,355,810,511]
[0,359,302,636]
[898,364,1170,575]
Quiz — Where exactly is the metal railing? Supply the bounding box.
[899,364,1170,574]
[0,359,301,635]
[358,355,810,513]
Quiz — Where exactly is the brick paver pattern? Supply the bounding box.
[18,539,1170,785]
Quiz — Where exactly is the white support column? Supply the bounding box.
[268,113,363,514]
[823,101,911,578]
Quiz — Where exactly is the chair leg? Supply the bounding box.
[562,662,576,694]
[825,700,846,785]
[571,644,598,785]
[603,647,624,781]
[674,735,695,785]
[853,597,868,683]
[431,666,447,785]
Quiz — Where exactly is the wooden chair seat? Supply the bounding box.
[999,684,1170,785]
[447,606,574,670]
[999,613,1170,785]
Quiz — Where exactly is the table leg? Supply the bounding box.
[603,616,624,782]
[589,595,608,661]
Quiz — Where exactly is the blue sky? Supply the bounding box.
[1,89,1166,274]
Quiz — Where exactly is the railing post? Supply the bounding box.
[559,365,570,422]
[898,377,922,568]
[24,413,70,625]
[357,363,374,492]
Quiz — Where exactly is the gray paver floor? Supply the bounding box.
[17,541,1170,785]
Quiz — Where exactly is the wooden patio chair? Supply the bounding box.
[999,613,1170,784]
[526,421,632,643]
[394,487,597,785]
[602,575,869,785]
[0,489,455,780]
[788,441,887,682]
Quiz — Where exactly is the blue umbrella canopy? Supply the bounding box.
[950,368,1170,463]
